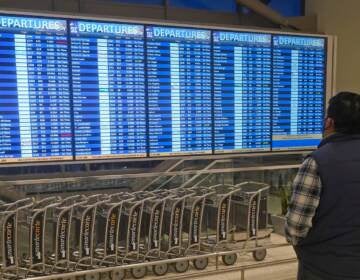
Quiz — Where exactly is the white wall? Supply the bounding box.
[306,0,360,93]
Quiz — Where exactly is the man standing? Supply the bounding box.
[286,92,360,280]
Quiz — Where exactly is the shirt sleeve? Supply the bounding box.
[285,157,322,246]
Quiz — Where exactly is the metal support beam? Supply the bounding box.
[164,0,169,19]
[237,0,300,30]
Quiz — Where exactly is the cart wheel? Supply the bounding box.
[64,277,77,280]
[152,263,169,276]
[253,249,267,261]
[110,269,125,280]
[222,253,238,266]
[131,266,147,279]
[100,272,111,280]
[174,260,190,273]
[193,257,208,270]
[85,273,100,280]
[63,277,77,280]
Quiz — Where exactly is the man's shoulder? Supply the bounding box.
[310,142,334,163]
[299,156,318,173]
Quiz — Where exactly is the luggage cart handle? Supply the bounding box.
[1,197,34,211]
[109,192,135,201]
[209,184,239,195]
[189,186,217,198]
[33,201,61,211]
[87,194,109,203]
[234,181,270,194]
[34,197,60,209]
[60,195,87,206]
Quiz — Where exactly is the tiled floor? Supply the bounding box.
[191,262,297,280]
[143,234,298,280]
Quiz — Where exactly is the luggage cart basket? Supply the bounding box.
[180,186,216,271]
[47,195,87,274]
[159,188,194,274]
[202,182,271,265]
[138,190,173,277]
[201,184,243,266]
[0,199,34,279]
[116,193,152,279]
[73,193,134,280]
[231,181,271,261]
[93,193,136,265]
[16,197,60,278]
[140,191,169,259]
[203,184,241,246]
[71,194,109,271]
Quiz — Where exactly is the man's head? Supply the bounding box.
[325,92,360,136]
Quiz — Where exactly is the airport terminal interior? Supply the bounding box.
[0,0,356,279]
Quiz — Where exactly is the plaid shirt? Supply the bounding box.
[285,157,322,246]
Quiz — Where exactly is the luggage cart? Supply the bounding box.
[202,183,243,266]
[15,197,60,278]
[231,181,271,261]
[47,195,87,274]
[70,194,109,276]
[0,181,274,280]
[181,186,216,271]
[92,192,135,280]
[160,188,194,274]
[0,199,34,279]
[202,182,271,266]
[138,190,171,277]
[116,193,151,279]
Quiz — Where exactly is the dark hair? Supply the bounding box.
[327,92,360,134]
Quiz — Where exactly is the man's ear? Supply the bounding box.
[324,117,335,134]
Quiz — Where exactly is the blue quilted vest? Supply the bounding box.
[295,133,360,279]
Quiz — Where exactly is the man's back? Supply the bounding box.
[297,133,360,279]
[286,92,360,280]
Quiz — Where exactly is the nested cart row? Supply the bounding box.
[0,181,271,280]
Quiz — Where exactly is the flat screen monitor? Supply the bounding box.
[0,15,72,163]
[0,12,330,163]
[213,31,272,154]
[70,20,147,159]
[272,35,325,150]
[146,26,212,156]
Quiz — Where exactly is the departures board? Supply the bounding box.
[272,36,325,150]
[0,13,330,163]
[0,15,72,163]
[70,20,147,159]
[213,31,272,153]
[147,26,212,156]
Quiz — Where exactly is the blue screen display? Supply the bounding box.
[0,14,328,163]
[146,26,212,156]
[70,20,147,159]
[0,15,72,163]
[272,35,325,150]
[213,31,272,153]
